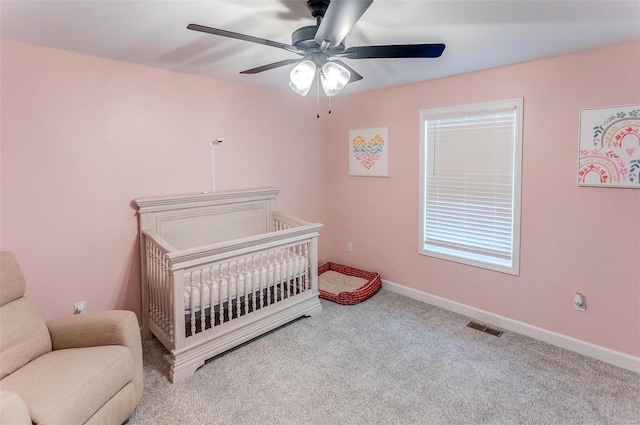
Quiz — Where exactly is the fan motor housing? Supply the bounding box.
[291,26,320,49]
[292,25,346,54]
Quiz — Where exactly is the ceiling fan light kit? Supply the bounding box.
[289,60,316,96]
[320,61,350,97]
[289,60,351,97]
[187,0,445,99]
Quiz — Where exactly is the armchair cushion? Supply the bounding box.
[0,251,51,380]
[0,252,26,307]
[0,391,31,425]
[47,310,144,403]
[1,345,133,425]
[85,382,137,425]
[0,298,52,379]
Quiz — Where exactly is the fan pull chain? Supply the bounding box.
[316,72,320,119]
[328,96,332,115]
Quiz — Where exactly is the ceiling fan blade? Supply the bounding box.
[314,0,373,48]
[240,58,304,75]
[187,24,303,54]
[332,60,363,82]
[344,44,446,59]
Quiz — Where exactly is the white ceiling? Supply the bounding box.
[1,1,639,96]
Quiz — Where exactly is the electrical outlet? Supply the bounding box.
[573,293,586,312]
[347,242,353,253]
[74,301,86,315]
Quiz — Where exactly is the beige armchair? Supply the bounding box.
[0,251,143,425]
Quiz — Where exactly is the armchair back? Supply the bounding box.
[0,252,52,379]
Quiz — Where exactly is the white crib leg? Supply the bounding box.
[170,357,206,384]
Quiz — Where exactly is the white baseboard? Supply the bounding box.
[382,279,640,374]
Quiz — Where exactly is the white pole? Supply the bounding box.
[209,138,223,192]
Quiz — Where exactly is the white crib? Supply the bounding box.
[134,188,323,383]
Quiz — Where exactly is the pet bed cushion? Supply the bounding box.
[318,262,381,305]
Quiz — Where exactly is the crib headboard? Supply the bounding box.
[134,188,279,250]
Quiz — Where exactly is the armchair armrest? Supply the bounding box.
[0,390,31,425]
[46,310,143,403]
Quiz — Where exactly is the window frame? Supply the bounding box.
[418,98,523,275]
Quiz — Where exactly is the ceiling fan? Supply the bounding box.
[188,0,445,97]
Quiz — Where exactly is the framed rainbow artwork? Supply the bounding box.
[349,127,390,177]
[578,104,640,188]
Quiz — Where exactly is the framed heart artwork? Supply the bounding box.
[578,104,640,188]
[348,127,390,177]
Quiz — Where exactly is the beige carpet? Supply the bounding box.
[127,289,640,425]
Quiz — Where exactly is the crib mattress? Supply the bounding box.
[183,251,308,313]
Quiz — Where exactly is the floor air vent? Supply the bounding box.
[467,321,504,337]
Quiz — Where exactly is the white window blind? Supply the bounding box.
[419,99,523,275]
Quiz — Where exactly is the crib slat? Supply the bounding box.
[254,255,261,308]
[250,256,257,313]
[298,244,303,292]
[164,257,173,340]
[265,253,278,305]
[287,246,292,298]
[304,243,309,292]
[293,246,298,295]
[290,245,296,296]
[217,264,222,327]
[267,256,274,302]
[153,244,160,327]
[158,246,164,331]
[189,272,196,336]
[253,256,261,309]
[280,250,285,299]
[147,242,155,325]
[295,245,300,295]
[208,265,215,329]
[260,253,268,306]
[160,251,166,333]
[277,248,283,300]
[233,259,239,320]
[226,261,232,323]
[165,256,171,334]
[200,270,206,333]
[155,246,161,331]
[243,257,250,316]
[155,247,161,331]
[146,242,154,324]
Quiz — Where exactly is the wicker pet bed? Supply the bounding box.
[318,262,381,305]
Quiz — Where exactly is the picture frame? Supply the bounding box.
[349,127,390,177]
[578,104,640,188]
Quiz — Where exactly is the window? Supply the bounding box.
[419,98,523,275]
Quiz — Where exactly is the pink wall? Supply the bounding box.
[0,40,328,321]
[324,41,640,357]
[2,38,638,358]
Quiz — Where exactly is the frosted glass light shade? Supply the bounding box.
[320,62,350,97]
[289,60,316,96]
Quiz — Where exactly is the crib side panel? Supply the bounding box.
[178,237,312,333]
[142,232,176,348]
[156,203,270,250]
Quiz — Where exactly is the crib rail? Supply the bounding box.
[272,211,313,231]
[141,219,321,352]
